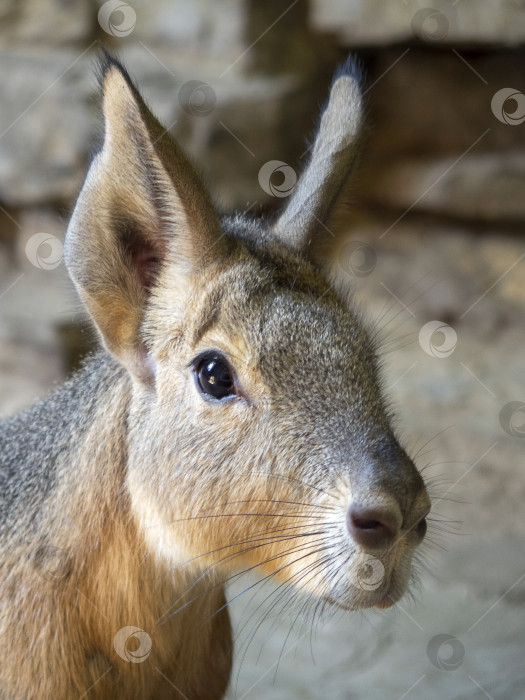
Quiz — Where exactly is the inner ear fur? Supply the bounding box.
[65,55,226,385]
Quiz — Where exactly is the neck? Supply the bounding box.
[1,353,232,699]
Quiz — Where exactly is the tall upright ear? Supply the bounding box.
[272,58,364,256]
[65,55,225,385]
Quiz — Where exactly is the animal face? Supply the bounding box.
[126,229,429,612]
[66,55,430,615]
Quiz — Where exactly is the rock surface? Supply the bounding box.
[358,48,525,227]
[0,0,331,211]
[0,0,93,47]
[2,3,525,223]
[312,0,525,47]
[0,49,95,206]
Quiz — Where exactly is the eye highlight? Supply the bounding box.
[193,353,236,401]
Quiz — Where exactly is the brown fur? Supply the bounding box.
[0,55,430,698]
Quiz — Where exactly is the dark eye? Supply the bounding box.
[194,353,236,401]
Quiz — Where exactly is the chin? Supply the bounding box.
[324,559,413,612]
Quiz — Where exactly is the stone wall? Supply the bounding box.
[0,0,334,216]
[1,1,524,219]
[1,2,524,229]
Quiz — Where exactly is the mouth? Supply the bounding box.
[324,584,401,612]
[323,561,410,612]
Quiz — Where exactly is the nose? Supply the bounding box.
[347,501,402,549]
[347,497,430,550]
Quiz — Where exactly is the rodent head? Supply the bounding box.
[129,228,429,611]
[65,55,430,612]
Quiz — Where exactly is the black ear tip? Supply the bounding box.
[95,48,118,86]
[333,55,365,89]
[95,49,134,91]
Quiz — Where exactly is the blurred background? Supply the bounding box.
[1,1,524,698]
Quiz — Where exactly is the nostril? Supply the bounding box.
[347,503,400,550]
[416,517,427,540]
[352,516,382,531]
